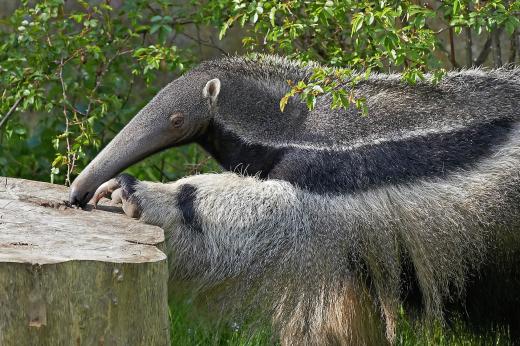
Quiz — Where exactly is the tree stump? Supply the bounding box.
[0,177,170,346]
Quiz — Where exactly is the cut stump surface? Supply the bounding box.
[0,177,170,346]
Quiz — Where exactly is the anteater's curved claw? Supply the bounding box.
[92,178,120,208]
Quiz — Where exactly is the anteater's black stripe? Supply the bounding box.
[177,184,201,232]
[116,173,139,202]
[200,118,514,194]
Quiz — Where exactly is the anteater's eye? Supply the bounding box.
[170,113,184,128]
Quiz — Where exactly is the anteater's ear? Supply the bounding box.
[202,78,221,104]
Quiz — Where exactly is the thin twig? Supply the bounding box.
[120,76,135,110]
[0,96,24,130]
[58,59,76,186]
[180,32,228,54]
[434,24,465,35]
[86,49,133,115]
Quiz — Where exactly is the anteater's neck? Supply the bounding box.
[198,120,286,177]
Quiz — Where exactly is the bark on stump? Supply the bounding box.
[0,177,170,346]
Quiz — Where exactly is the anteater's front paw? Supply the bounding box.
[93,173,141,218]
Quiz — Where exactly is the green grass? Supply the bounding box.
[395,313,511,346]
[169,298,272,346]
[169,300,512,346]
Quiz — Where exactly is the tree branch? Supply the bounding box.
[465,27,473,67]
[0,96,24,130]
[448,26,457,68]
[491,27,503,67]
[509,30,517,64]
[475,35,493,66]
[465,2,473,67]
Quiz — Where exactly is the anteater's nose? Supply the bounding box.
[69,185,92,208]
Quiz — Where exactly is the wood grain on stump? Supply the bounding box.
[0,177,170,346]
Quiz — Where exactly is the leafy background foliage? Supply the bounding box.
[1,0,520,343]
[1,0,519,185]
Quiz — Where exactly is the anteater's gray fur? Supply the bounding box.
[70,55,520,344]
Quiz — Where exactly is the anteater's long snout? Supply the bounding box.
[69,131,145,207]
[69,110,175,207]
[69,146,122,207]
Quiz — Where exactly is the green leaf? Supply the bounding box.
[505,17,520,36]
[219,17,234,40]
[135,25,150,33]
[150,24,161,34]
[305,94,316,110]
[163,25,173,33]
[351,13,364,35]
[269,7,276,26]
[14,125,26,135]
[70,13,85,23]
[452,0,460,16]
[366,12,375,25]
[279,94,290,112]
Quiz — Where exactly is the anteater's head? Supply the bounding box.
[69,71,222,207]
